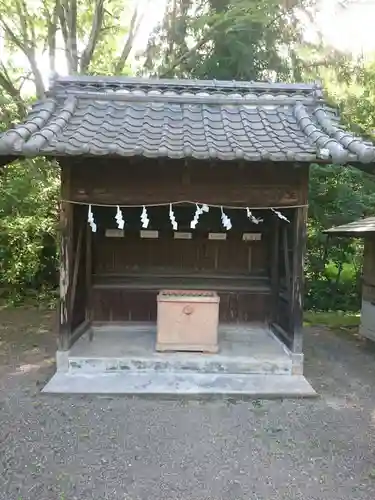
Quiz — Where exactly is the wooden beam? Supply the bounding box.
[290,206,308,353]
[270,322,292,350]
[68,161,306,207]
[68,319,91,350]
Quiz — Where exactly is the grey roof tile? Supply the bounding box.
[0,75,373,164]
[325,216,375,235]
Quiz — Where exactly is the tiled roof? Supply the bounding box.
[325,217,375,236]
[0,75,374,164]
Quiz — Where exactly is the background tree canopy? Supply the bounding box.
[0,0,373,309]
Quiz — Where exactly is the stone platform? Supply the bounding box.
[43,323,316,397]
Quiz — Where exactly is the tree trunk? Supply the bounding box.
[80,0,105,73]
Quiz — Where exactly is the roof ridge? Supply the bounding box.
[54,89,321,106]
[49,73,321,96]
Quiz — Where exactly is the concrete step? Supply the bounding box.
[67,354,293,375]
[43,371,316,397]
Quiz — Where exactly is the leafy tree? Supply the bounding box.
[142,0,317,80]
[0,0,150,299]
[330,59,375,139]
[0,158,59,301]
[304,56,375,311]
[306,163,375,311]
[0,0,148,119]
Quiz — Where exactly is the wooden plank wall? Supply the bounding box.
[61,159,308,328]
[360,236,375,340]
[64,158,309,207]
[272,207,307,352]
[362,236,375,301]
[58,177,88,349]
[91,228,271,323]
[93,234,266,275]
[92,289,271,323]
[71,205,88,330]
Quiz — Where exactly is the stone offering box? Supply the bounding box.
[156,290,220,353]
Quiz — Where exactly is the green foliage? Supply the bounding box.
[0,0,148,302]
[0,0,143,115]
[0,159,59,301]
[0,0,374,314]
[324,58,375,138]
[143,0,311,80]
[304,56,375,312]
[305,163,375,311]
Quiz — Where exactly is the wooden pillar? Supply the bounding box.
[290,206,308,353]
[85,222,92,322]
[58,165,73,351]
[271,217,280,323]
[282,225,291,297]
[69,221,84,321]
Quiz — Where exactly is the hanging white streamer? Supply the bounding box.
[82,202,293,232]
[88,204,97,233]
[190,204,203,229]
[246,208,263,224]
[169,203,178,231]
[115,206,125,229]
[141,205,150,228]
[271,208,290,223]
[221,207,232,230]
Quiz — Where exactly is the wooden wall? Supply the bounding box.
[71,205,87,330]
[62,158,309,207]
[60,158,308,329]
[90,225,271,323]
[360,236,375,341]
[362,236,375,302]
[271,207,307,352]
[93,233,267,275]
[92,289,272,323]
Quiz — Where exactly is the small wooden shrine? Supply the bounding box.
[325,217,375,341]
[0,75,373,394]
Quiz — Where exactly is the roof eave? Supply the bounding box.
[323,230,369,237]
[0,155,19,168]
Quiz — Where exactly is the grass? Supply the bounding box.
[304,310,360,330]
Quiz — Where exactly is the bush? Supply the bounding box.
[0,158,59,301]
[304,275,361,312]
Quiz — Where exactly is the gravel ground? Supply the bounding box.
[1,308,375,500]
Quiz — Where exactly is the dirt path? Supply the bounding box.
[1,307,375,500]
